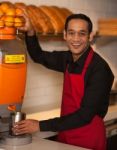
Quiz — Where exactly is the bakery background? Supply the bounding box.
[1,0,117,114]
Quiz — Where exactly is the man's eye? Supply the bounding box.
[68,32,75,35]
[79,32,87,36]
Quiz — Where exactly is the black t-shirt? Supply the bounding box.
[25,35,114,132]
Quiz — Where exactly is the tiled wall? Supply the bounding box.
[2,0,117,113]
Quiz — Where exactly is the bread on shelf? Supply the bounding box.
[0,1,73,35]
[98,19,117,36]
[14,2,27,9]
[27,5,54,34]
[27,5,42,33]
[39,5,64,34]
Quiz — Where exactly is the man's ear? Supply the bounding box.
[63,30,67,40]
[89,31,97,43]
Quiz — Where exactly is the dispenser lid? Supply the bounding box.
[0,27,16,40]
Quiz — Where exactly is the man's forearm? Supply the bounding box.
[27,30,36,36]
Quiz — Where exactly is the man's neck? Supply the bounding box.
[73,54,82,62]
[72,46,90,62]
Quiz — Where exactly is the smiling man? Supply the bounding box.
[64,18,90,61]
[13,14,114,150]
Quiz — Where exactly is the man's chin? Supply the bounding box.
[72,49,86,57]
[71,50,83,55]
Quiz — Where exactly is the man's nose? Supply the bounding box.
[73,33,81,40]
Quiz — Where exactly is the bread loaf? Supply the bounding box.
[0,1,14,7]
[98,19,117,36]
[38,7,54,34]
[61,7,73,18]
[27,6,42,33]
[51,6,73,29]
[31,5,54,34]
[14,2,27,9]
[27,5,55,34]
[39,5,64,34]
[50,6,65,28]
[2,2,73,35]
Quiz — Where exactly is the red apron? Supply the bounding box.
[57,49,106,150]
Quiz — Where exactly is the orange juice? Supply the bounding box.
[0,31,27,106]
[0,63,27,105]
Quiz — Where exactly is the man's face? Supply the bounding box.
[64,19,90,58]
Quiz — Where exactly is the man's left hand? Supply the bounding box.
[13,119,40,135]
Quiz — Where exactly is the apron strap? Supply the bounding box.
[82,48,94,77]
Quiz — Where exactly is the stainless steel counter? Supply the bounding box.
[0,134,90,150]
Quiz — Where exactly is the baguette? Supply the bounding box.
[14,2,27,9]
[39,5,63,34]
[61,7,73,18]
[27,6,42,33]
[51,6,73,28]
[34,6,54,34]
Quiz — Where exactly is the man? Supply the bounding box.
[13,13,114,150]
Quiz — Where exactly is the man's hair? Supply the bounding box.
[64,13,93,34]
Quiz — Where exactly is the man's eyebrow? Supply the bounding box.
[79,29,88,33]
[67,29,88,33]
[67,29,74,31]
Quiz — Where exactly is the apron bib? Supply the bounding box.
[57,49,106,150]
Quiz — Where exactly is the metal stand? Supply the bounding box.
[1,134,32,146]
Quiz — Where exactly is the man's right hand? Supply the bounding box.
[17,8,35,36]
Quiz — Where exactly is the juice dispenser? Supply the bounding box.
[0,3,32,146]
[0,27,27,133]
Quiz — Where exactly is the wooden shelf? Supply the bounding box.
[38,33,64,41]
[17,31,64,41]
[17,31,117,43]
[98,33,117,37]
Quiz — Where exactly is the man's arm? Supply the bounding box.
[25,34,70,72]
[39,63,114,131]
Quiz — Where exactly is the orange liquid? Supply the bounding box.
[0,63,27,104]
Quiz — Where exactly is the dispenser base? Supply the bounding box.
[1,134,32,146]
